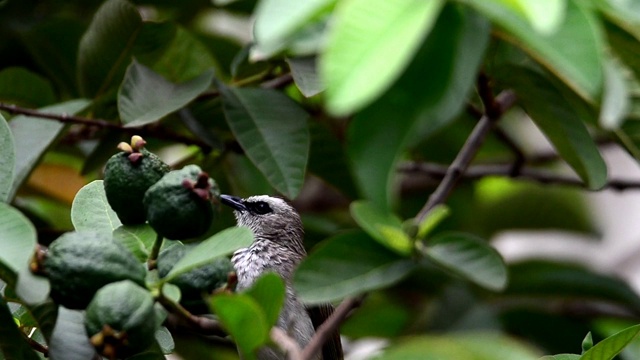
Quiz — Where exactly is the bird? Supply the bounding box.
[220,194,343,360]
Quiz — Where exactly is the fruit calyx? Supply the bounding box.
[90,324,129,360]
[117,135,148,165]
[182,172,214,201]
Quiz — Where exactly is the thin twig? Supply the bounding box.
[157,292,226,337]
[271,327,303,360]
[415,90,517,223]
[23,333,48,356]
[301,295,365,360]
[147,234,163,270]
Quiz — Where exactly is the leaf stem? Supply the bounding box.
[157,289,226,336]
[147,233,164,270]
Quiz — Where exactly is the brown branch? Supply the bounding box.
[157,293,226,337]
[271,327,302,360]
[301,295,365,360]
[415,90,517,223]
[23,332,48,356]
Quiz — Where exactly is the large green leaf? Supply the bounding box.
[350,201,412,256]
[220,85,310,198]
[77,0,142,97]
[210,294,269,359]
[165,227,253,281]
[465,0,603,101]
[498,0,567,35]
[0,203,37,286]
[0,114,14,203]
[375,333,539,360]
[286,56,325,98]
[581,324,640,360]
[0,67,56,107]
[348,5,489,209]
[0,297,40,360]
[112,224,157,262]
[599,58,629,130]
[507,67,607,189]
[421,232,508,291]
[321,0,444,115]
[48,308,96,360]
[118,60,214,127]
[252,0,335,59]
[243,273,285,328]
[294,231,415,305]
[540,355,581,360]
[71,180,122,234]
[8,99,89,201]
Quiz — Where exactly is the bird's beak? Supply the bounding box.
[220,194,248,212]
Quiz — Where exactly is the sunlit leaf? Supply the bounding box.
[220,84,310,198]
[294,231,415,305]
[581,324,640,360]
[417,205,450,239]
[71,180,122,234]
[422,232,508,291]
[540,355,581,360]
[165,227,253,281]
[8,99,89,201]
[350,201,412,256]
[118,60,214,127]
[321,0,444,115]
[0,297,40,360]
[0,114,14,203]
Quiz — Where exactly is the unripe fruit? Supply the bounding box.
[143,165,220,240]
[104,135,169,225]
[85,280,157,359]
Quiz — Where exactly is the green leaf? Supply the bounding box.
[465,0,603,101]
[71,180,122,234]
[48,308,96,360]
[155,326,175,354]
[376,333,540,360]
[506,0,567,35]
[421,232,508,291]
[507,67,607,189]
[28,301,58,341]
[112,224,156,262]
[252,0,335,59]
[600,58,630,130]
[582,332,594,354]
[0,114,14,203]
[77,0,142,97]
[0,297,40,360]
[581,324,640,360]
[118,60,214,127]
[220,85,310,198]
[0,67,56,107]
[286,56,325,97]
[417,205,450,239]
[165,227,253,281]
[8,99,89,201]
[540,356,581,360]
[210,294,269,359]
[321,0,444,115]
[243,272,285,328]
[0,203,36,285]
[294,231,415,305]
[348,5,490,209]
[350,201,412,256]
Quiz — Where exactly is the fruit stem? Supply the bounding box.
[147,234,164,270]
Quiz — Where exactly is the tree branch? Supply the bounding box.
[415,90,517,223]
[158,293,227,337]
[271,327,303,360]
[301,295,365,360]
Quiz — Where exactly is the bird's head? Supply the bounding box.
[220,194,306,256]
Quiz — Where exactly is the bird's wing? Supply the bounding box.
[307,304,344,360]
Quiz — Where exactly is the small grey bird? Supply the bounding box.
[221,194,342,360]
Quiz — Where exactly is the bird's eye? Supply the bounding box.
[250,201,273,215]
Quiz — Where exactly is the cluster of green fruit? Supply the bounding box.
[31,136,233,359]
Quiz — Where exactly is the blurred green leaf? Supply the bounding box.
[28,301,57,341]
[112,224,156,262]
[580,324,640,360]
[341,293,410,338]
[155,326,175,354]
[321,0,444,115]
[8,99,89,201]
[0,297,40,360]
[501,0,567,35]
[0,67,55,107]
[582,332,594,353]
[421,232,508,291]
[348,5,490,209]
[465,0,603,101]
[77,0,142,97]
[49,308,96,360]
[210,294,268,359]
[118,60,213,127]
[165,226,253,281]
[507,67,607,189]
[417,205,451,239]
[71,180,122,235]
[0,114,14,203]
[294,231,415,305]
[599,58,629,130]
[286,56,324,97]
[350,201,412,256]
[243,272,285,328]
[540,355,581,360]
[0,203,36,286]
[506,260,640,313]
[252,0,335,59]
[220,85,310,199]
[375,333,539,360]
